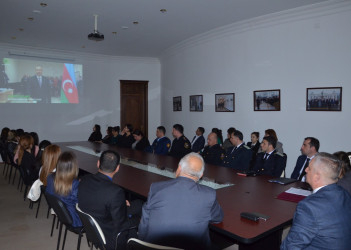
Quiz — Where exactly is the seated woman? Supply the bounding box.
[118,124,135,148]
[132,129,150,151]
[39,145,61,186]
[46,151,82,227]
[247,132,260,155]
[212,128,223,146]
[88,124,102,142]
[17,134,38,183]
[110,126,121,145]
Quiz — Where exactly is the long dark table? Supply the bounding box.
[57,141,306,250]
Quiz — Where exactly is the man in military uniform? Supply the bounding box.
[169,124,191,158]
[222,130,252,171]
[148,126,171,155]
[253,136,287,177]
[201,132,225,166]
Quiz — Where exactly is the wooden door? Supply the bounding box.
[120,80,148,137]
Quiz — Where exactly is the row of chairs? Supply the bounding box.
[1,150,182,249]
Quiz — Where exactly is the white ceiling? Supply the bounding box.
[0,0,328,58]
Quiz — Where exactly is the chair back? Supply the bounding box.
[76,204,106,249]
[44,192,73,226]
[127,238,183,250]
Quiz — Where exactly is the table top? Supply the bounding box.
[57,141,305,244]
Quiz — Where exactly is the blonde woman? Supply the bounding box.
[46,151,82,227]
[39,145,61,186]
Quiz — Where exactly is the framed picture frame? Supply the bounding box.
[306,87,342,111]
[189,95,203,112]
[173,96,182,111]
[215,93,235,112]
[254,89,281,111]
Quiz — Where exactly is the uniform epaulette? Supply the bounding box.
[182,136,187,140]
[275,152,284,157]
[243,145,251,150]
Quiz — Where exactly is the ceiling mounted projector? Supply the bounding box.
[88,14,104,41]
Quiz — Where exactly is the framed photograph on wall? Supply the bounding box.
[306,87,342,111]
[173,96,182,111]
[215,93,235,112]
[189,95,203,112]
[254,89,280,111]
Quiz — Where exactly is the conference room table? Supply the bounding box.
[57,141,307,250]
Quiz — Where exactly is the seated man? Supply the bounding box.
[138,153,223,249]
[222,130,252,171]
[253,136,286,177]
[201,132,225,166]
[290,137,319,181]
[78,150,142,250]
[147,126,171,155]
[191,127,205,153]
[281,153,351,249]
[169,124,191,158]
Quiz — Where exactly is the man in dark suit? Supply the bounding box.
[281,153,351,249]
[191,127,205,153]
[169,124,191,158]
[138,153,223,249]
[147,126,171,155]
[290,137,319,181]
[201,132,225,166]
[253,136,286,177]
[78,150,141,250]
[28,66,51,103]
[222,130,252,170]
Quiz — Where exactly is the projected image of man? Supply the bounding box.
[28,66,51,103]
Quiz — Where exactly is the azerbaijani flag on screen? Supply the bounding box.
[61,63,79,103]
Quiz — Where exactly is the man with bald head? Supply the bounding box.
[281,153,351,249]
[201,132,225,166]
[138,153,223,249]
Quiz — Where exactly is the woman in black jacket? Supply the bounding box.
[132,129,150,151]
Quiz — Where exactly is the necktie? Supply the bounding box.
[38,77,42,87]
[298,158,310,181]
[263,153,268,160]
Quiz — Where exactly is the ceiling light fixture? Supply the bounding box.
[88,14,104,41]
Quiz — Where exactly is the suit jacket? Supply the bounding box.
[253,150,286,177]
[281,184,351,250]
[28,75,51,103]
[118,134,135,148]
[222,144,252,171]
[169,135,191,158]
[147,136,171,155]
[138,177,223,249]
[78,172,130,250]
[201,144,225,166]
[290,155,308,179]
[246,142,260,156]
[191,135,205,153]
[135,137,150,151]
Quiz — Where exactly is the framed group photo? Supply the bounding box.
[306,87,342,111]
[254,89,281,111]
[173,96,182,111]
[215,93,235,112]
[189,95,203,112]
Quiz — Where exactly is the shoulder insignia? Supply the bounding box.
[275,152,284,157]
[243,145,250,150]
[166,143,171,148]
[184,143,190,149]
[220,153,225,160]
